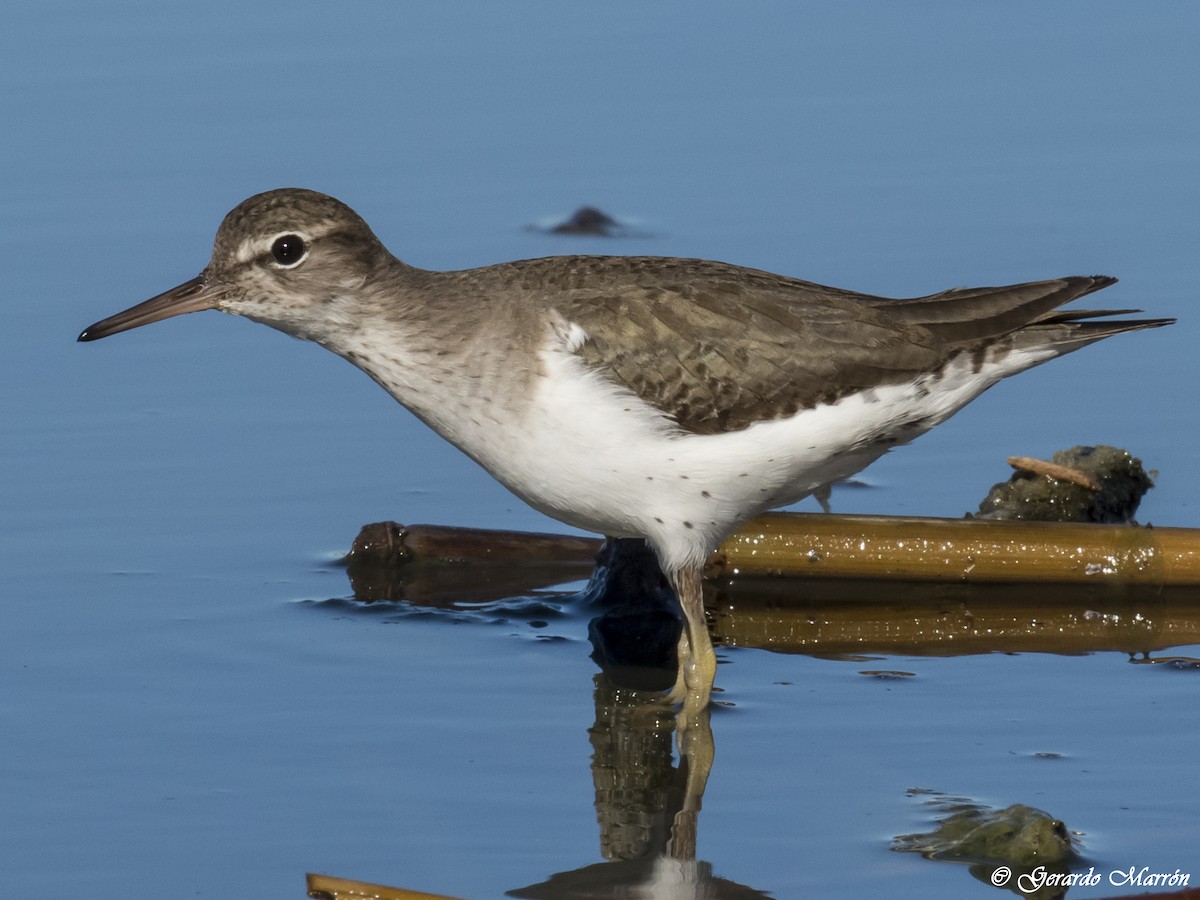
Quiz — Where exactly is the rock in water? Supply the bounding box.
[974,445,1154,523]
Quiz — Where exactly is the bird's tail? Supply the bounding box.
[874,275,1173,351]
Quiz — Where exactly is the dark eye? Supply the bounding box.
[271,234,307,267]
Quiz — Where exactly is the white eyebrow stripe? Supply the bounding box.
[234,229,315,266]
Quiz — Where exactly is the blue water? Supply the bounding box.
[2,2,1198,897]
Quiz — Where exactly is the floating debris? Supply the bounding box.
[527,206,643,237]
[552,206,620,235]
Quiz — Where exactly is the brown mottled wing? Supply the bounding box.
[544,261,1142,436]
[548,260,942,435]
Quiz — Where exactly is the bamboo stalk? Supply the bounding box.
[710,513,1200,586]
[307,873,464,900]
[350,515,1200,587]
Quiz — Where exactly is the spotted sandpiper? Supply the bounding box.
[79,188,1172,708]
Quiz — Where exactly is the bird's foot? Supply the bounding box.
[664,633,715,709]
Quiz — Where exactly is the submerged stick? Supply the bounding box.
[348,520,601,567]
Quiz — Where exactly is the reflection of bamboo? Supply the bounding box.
[708,578,1200,657]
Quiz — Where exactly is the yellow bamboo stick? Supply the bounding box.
[349,514,1200,587]
[307,873,465,900]
[712,513,1200,586]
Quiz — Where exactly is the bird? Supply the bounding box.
[79,187,1173,709]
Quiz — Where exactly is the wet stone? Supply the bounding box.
[894,798,1074,867]
[973,444,1154,523]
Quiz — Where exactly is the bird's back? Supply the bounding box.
[424,259,1166,436]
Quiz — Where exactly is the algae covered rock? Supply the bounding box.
[894,801,1073,866]
[974,445,1153,523]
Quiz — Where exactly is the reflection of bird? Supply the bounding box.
[79,188,1172,708]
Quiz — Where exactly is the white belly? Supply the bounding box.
[343,322,1056,572]
[456,340,1055,570]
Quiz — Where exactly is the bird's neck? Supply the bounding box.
[312,283,539,450]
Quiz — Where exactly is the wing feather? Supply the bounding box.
[440,256,1162,435]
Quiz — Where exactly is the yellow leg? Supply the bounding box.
[670,583,715,859]
[665,629,690,704]
[670,564,716,709]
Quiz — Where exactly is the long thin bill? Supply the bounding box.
[78,275,217,342]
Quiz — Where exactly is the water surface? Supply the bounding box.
[2,3,1198,897]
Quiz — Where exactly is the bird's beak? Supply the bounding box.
[78,275,219,342]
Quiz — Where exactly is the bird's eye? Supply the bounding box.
[270,234,307,267]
